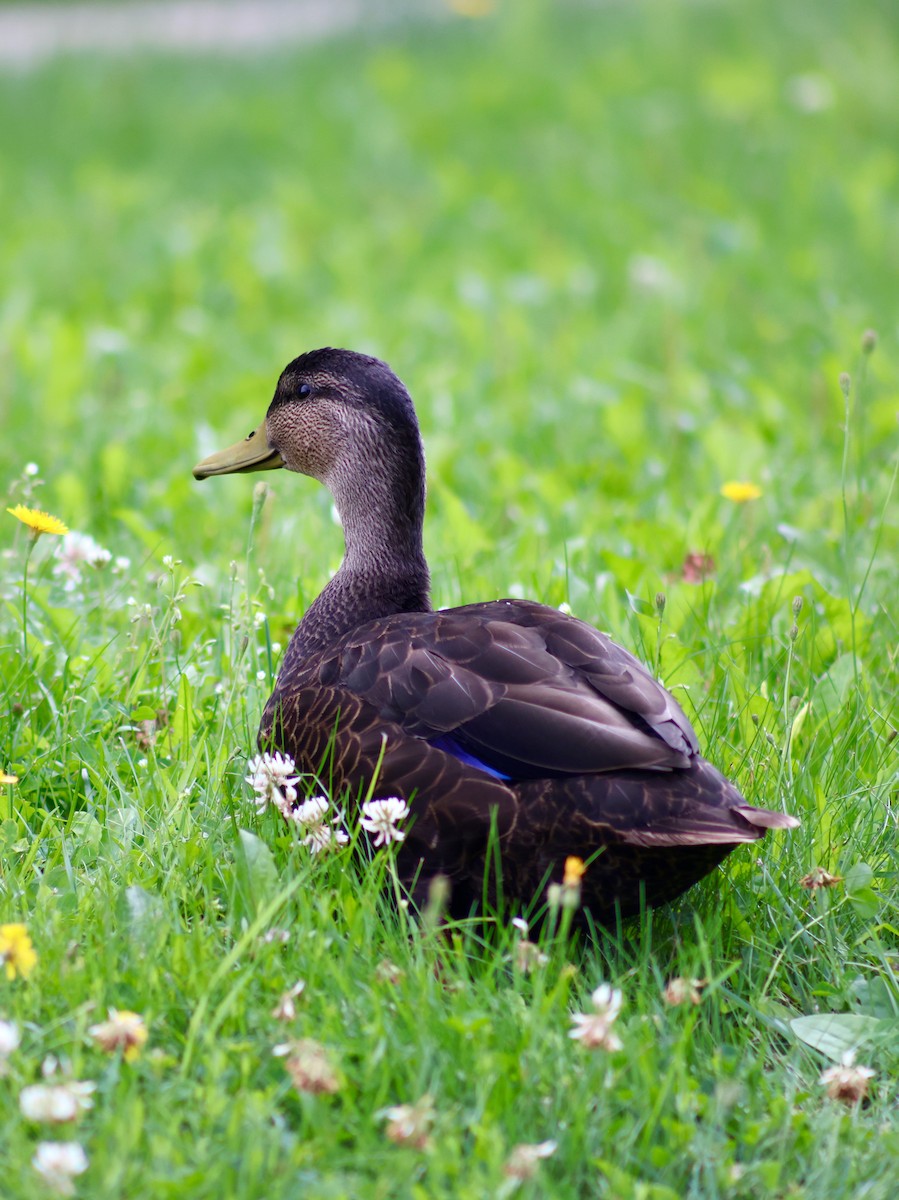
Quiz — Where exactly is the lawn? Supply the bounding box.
[0,0,897,1196]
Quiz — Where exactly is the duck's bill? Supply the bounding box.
[193,422,285,480]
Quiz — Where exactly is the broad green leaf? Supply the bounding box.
[790,1014,889,1062]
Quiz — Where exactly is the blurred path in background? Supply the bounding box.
[0,0,445,67]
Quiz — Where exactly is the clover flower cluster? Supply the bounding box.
[246,754,410,853]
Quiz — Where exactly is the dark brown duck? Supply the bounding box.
[194,348,798,922]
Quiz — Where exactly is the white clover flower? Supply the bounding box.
[246,752,300,817]
[291,795,349,854]
[569,983,624,1051]
[0,1017,20,1056]
[32,1142,89,1195]
[301,823,350,855]
[504,1139,558,1181]
[360,797,410,847]
[381,1094,435,1149]
[820,1052,876,1105]
[20,1081,96,1123]
[292,795,330,828]
[53,531,112,591]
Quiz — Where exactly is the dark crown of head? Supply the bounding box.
[272,347,417,428]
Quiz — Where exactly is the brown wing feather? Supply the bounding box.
[311,600,697,776]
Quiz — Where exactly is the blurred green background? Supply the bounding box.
[1,0,895,596]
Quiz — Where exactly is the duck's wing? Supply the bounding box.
[317,599,699,780]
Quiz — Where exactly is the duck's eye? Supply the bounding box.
[298,383,311,398]
[247,430,255,440]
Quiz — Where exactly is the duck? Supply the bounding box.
[194,347,798,924]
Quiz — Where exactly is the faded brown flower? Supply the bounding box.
[800,867,842,890]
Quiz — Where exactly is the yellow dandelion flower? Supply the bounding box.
[0,773,19,786]
[88,1009,148,1061]
[7,505,69,538]
[720,481,762,504]
[0,924,38,981]
[563,856,586,887]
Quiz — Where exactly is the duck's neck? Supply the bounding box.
[290,441,431,658]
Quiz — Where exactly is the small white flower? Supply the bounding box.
[255,669,266,682]
[511,917,530,936]
[32,1141,89,1195]
[504,1139,558,1181]
[53,531,112,591]
[291,795,330,828]
[290,795,349,854]
[20,1081,96,1123]
[246,752,300,817]
[112,555,131,574]
[253,611,267,628]
[820,1051,876,1104]
[569,983,624,1051]
[359,797,410,847]
[24,462,40,477]
[0,1017,20,1057]
[301,823,350,855]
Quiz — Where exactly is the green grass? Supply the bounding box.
[1,0,897,1195]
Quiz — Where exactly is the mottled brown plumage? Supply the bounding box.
[194,347,798,924]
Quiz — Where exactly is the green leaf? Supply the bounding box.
[790,1014,888,1062]
[130,705,158,722]
[237,829,279,902]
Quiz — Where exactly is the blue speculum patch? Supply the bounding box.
[429,734,512,781]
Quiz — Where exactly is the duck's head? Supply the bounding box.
[193,347,423,490]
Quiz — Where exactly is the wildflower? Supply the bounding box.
[271,980,306,1022]
[663,977,706,1007]
[820,1052,875,1105]
[510,917,548,974]
[24,462,40,477]
[0,923,37,980]
[800,867,842,890]
[290,794,349,854]
[20,1080,96,1124]
[32,1142,88,1196]
[261,928,290,945]
[52,531,112,591]
[360,797,410,847]
[7,505,69,539]
[0,771,18,785]
[563,857,585,887]
[569,983,624,1051]
[273,1038,340,1095]
[0,1018,20,1073]
[245,751,301,817]
[503,1139,558,1182]
[88,1009,148,1061]
[381,1093,436,1149]
[720,481,762,504]
[375,959,405,985]
[681,552,715,583]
